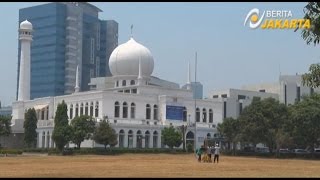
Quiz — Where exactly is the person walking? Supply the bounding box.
[196,145,204,162]
[213,143,220,163]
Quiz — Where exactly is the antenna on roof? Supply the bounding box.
[131,24,133,38]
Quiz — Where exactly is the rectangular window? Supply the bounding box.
[221,94,227,98]
[212,95,219,98]
[259,89,266,92]
[90,38,95,64]
[239,102,243,115]
[238,95,246,100]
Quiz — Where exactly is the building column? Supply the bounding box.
[116,131,120,148]
[124,132,128,148]
[38,131,42,148]
[149,134,153,148]
[133,132,137,148]
[158,131,161,148]
[45,131,48,148]
[142,136,145,148]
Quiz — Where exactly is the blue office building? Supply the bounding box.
[17,2,118,100]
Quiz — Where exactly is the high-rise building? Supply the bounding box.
[16,2,118,100]
[182,82,203,99]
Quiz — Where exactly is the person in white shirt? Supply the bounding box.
[214,143,220,163]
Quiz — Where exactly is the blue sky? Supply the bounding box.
[0,2,318,106]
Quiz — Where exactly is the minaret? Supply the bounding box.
[75,65,80,93]
[137,58,143,85]
[187,62,191,90]
[18,20,33,101]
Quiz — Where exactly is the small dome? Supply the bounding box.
[109,38,154,77]
[20,20,33,30]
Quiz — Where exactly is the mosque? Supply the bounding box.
[11,20,223,149]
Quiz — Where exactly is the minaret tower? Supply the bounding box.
[74,65,80,93]
[18,20,33,101]
[186,62,191,90]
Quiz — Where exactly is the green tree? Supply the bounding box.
[52,100,72,152]
[239,97,289,153]
[70,115,95,149]
[0,115,11,138]
[161,126,182,150]
[295,2,320,46]
[288,93,320,153]
[217,117,240,155]
[23,108,38,148]
[93,118,118,150]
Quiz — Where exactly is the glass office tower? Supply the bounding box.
[17,2,118,99]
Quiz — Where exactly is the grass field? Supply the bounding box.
[1,154,320,177]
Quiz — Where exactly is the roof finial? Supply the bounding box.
[131,24,133,38]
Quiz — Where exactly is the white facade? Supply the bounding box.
[12,36,223,149]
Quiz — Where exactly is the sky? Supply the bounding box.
[0,2,319,106]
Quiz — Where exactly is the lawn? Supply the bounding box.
[0,154,320,177]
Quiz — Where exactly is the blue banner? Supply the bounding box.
[166,105,184,120]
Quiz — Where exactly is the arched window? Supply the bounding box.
[85,103,89,116]
[186,131,195,150]
[130,103,135,119]
[207,133,211,139]
[209,109,213,123]
[146,104,151,119]
[153,131,158,148]
[123,102,128,118]
[145,131,150,148]
[136,130,142,148]
[80,103,84,116]
[130,80,135,85]
[183,107,187,122]
[114,101,120,118]
[128,130,133,148]
[153,105,158,120]
[95,101,99,118]
[119,130,125,148]
[196,108,200,122]
[202,108,207,123]
[122,80,126,86]
[75,104,79,117]
[90,102,94,117]
[69,104,73,119]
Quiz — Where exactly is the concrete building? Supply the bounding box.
[16,2,118,100]
[11,22,223,149]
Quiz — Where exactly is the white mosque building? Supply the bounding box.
[11,20,224,149]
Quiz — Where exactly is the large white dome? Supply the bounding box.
[109,38,154,77]
[20,20,33,30]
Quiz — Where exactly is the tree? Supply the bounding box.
[295,2,320,46]
[178,125,188,151]
[238,97,289,153]
[161,126,182,150]
[70,115,95,149]
[23,108,38,148]
[0,115,11,137]
[52,100,72,152]
[288,93,320,153]
[217,117,240,155]
[93,118,118,150]
[301,63,320,88]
